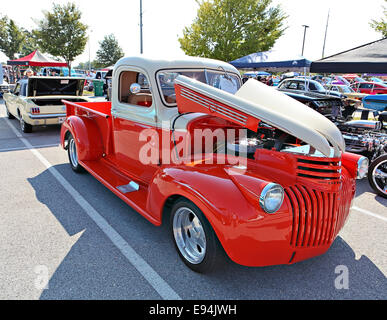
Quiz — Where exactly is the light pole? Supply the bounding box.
[301,25,309,56]
[88,29,93,75]
[140,0,143,54]
[322,9,330,58]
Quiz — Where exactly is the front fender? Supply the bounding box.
[146,165,292,265]
[61,116,104,161]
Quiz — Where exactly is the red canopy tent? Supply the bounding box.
[7,50,67,67]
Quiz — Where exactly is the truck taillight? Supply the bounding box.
[31,107,40,114]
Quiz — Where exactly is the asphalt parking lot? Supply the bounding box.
[0,98,386,300]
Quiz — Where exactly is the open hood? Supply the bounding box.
[174,76,345,157]
[27,77,84,97]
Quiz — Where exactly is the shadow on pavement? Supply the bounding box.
[28,164,387,300]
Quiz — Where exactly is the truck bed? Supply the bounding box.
[62,100,112,117]
[62,99,113,157]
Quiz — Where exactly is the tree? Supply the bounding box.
[0,16,25,60]
[178,0,287,62]
[33,2,88,75]
[370,0,387,37]
[19,29,38,57]
[95,34,124,67]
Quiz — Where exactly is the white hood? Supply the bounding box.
[175,76,345,157]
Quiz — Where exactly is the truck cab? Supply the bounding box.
[60,55,367,272]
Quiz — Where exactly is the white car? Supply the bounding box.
[3,76,89,133]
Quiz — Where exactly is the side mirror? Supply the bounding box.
[130,83,141,94]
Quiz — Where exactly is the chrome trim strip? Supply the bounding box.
[27,113,66,119]
[180,89,248,125]
[181,87,247,121]
[181,93,247,123]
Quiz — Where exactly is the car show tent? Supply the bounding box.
[310,38,387,73]
[229,51,311,72]
[7,50,67,67]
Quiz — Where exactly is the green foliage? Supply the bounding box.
[19,29,38,57]
[33,2,88,74]
[0,16,25,60]
[370,0,387,37]
[95,34,124,68]
[178,0,287,61]
[75,60,100,70]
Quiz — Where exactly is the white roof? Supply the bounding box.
[114,55,239,76]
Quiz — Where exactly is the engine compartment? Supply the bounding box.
[185,114,328,160]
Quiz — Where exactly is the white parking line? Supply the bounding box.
[0,144,59,153]
[352,206,387,222]
[4,119,181,300]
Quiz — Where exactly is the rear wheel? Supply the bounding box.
[170,199,223,273]
[19,116,32,133]
[68,134,85,173]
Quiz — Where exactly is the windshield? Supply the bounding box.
[157,69,241,106]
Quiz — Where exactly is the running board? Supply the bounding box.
[117,181,140,193]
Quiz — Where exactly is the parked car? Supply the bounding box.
[351,82,387,95]
[330,76,351,86]
[280,90,344,118]
[60,55,366,272]
[277,78,343,98]
[39,67,84,77]
[0,80,11,97]
[324,84,367,101]
[363,94,387,112]
[3,77,89,133]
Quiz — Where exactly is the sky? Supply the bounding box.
[0,0,385,66]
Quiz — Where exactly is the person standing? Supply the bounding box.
[23,69,34,79]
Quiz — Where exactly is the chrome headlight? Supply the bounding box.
[259,183,284,214]
[357,157,369,179]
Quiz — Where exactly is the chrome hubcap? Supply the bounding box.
[173,207,206,264]
[372,159,387,195]
[69,139,78,167]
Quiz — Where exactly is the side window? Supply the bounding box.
[360,83,371,89]
[308,83,317,91]
[119,71,152,107]
[288,82,298,90]
[297,82,306,90]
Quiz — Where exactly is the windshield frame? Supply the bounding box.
[155,68,242,107]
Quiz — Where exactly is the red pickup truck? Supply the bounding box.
[61,56,367,272]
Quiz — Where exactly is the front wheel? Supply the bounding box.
[68,134,85,173]
[170,199,223,273]
[368,154,387,198]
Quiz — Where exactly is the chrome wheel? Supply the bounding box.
[173,207,207,265]
[69,138,79,167]
[372,158,387,196]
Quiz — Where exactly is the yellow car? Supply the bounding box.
[3,77,90,133]
[325,84,368,101]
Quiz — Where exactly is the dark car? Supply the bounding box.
[279,88,344,118]
[277,78,343,98]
